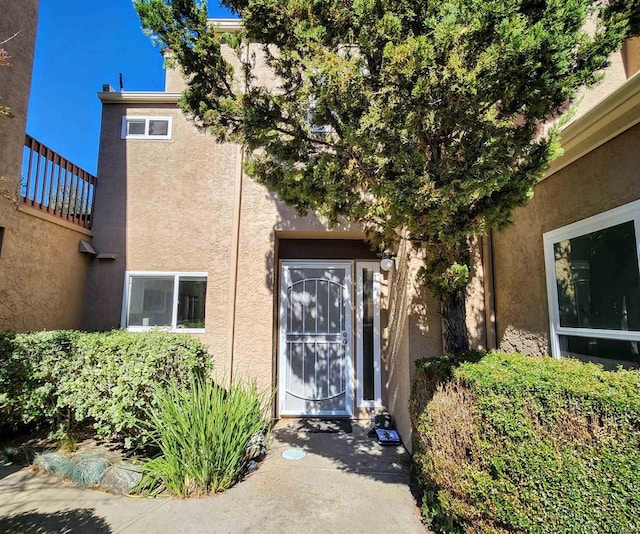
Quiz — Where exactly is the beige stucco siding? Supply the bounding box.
[90,34,494,440]
[0,0,90,333]
[492,123,640,355]
[0,212,91,331]
[86,99,384,395]
[84,103,238,364]
[88,92,451,443]
[623,37,640,78]
[383,241,443,448]
[231,173,368,388]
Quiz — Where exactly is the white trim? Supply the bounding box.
[99,92,181,104]
[278,261,353,417]
[544,71,640,179]
[543,199,640,243]
[122,271,207,333]
[356,262,382,408]
[209,18,243,32]
[121,116,173,140]
[543,199,640,358]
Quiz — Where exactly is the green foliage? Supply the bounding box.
[134,0,637,298]
[136,376,271,496]
[410,350,484,417]
[410,352,640,533]
[0,330,212,448]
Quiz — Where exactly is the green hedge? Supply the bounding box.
[0,330,212,448]
[410,352,640,533]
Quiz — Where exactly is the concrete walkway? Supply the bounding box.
[0,421,427,533]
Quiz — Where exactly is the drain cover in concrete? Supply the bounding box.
[282,449,306,460]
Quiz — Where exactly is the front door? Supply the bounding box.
[279,262,353,416]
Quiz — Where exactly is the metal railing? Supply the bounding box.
[21,134,97,230]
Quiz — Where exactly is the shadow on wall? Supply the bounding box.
[260,189,441,445]
[466,237,488,350]
[0,509,111,534]
[384,240,413,407]
[264,191,379,417]
[82,104,129,332]
[383,240,442,443]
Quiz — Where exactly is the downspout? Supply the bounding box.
[226,41,250,385]
[482,231,498,350]
[227,144,244,386]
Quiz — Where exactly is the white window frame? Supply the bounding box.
[121,271,207,333]
[543,199,640,359]
[120,116,173,140]
[356,261,382,408]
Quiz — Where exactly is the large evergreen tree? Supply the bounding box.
[135,0,638,353]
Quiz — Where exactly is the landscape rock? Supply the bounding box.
[99,462,142,495]
[245,431,267,461]
[245,460,259,475]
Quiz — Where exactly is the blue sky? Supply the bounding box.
[27,1,235,174]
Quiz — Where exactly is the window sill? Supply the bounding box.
[357,401,383,409]
[126,327,205,334]
[122,136,172,141]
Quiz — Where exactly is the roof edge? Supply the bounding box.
[98,91,181,104]
[208,18,242,32]
[544,71,640,179]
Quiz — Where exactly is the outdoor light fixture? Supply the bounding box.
[380,253,396,272]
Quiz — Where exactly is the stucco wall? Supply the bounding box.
[492,123,640,355]
[384,241,443,448]
[0,212,92,331]
[623,37,640,78]
[0,1,90,333]
[0,1,37,184]
[84,103,236,358]
[89,92,453,439]
[86,99,377,393]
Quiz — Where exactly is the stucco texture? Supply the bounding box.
[492,123,640,356]
[88,92,453,440]
[0,0,90,333]
[0,212,91,331]
[623,37,640,78]
[90,41,502,441]
[84,103,236,357]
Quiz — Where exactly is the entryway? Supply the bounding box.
[278,259,382,417]
[0,421,427,533]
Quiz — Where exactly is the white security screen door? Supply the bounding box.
[279,262,353,416]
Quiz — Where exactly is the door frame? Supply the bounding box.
[355,261,383,408]
[278,260,354,417]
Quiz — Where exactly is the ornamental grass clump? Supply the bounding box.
[137,376,270,497]
[35,449,111,487]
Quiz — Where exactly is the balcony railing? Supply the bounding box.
[21,134,97,230]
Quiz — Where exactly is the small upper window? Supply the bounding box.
[121,116,172,140]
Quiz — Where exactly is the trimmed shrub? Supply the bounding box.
[137,376,271,496]
[0,330,212,448]
[410,352,640,533]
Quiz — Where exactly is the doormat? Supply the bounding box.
[296,418,353,434]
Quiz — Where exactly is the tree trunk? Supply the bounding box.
[440,288,469,354]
